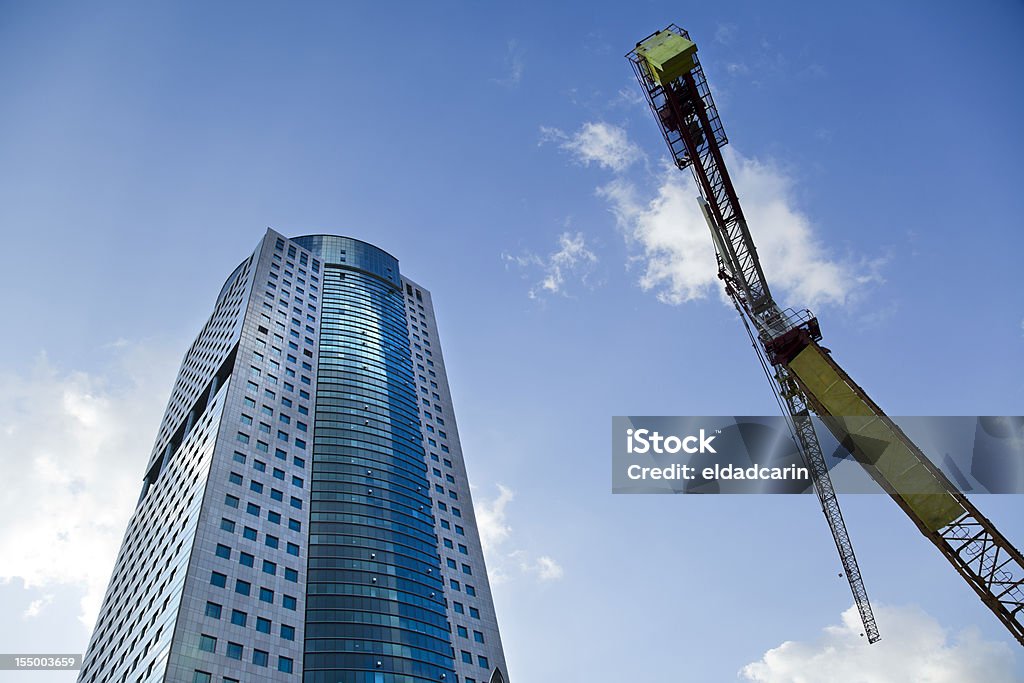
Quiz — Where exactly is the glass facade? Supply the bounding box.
[302,240,455,682]
[79,229,507,683]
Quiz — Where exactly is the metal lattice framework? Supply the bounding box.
[777,366,880,641]
[798,352,1024,645]
[628,26,879,643]
[628,24,1024,648]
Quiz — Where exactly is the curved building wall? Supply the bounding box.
[79,229,508,683]
[300,238,455,683]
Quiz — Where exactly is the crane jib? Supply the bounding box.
[628,24,1024,648]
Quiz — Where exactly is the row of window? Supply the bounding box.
[214,542,301,580]
[460,651,490,669]
[203,601,295,640]
[209,570,298,609]
[219,517,301,551]
[274,236,319,274]
[193,642,293,679]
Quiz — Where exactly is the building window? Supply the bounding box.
[281,624,296,641]
[192,672,211,683]
[204,602,222,619]
[256,617,271,634]
[231,610,247,627]
[235,579,251,596]
[461,651,473,664]
[198,634,216,653]
[210,572,226,588]
[226,642,243,660]
[253,649,269,667]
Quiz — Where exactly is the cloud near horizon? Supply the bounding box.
[741,603,1018,682]
[0,343,178,628]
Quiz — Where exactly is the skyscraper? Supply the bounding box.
[78,230,509,683]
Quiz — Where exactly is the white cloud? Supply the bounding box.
[476,484,515,554]
[0,343,178,628]
[715,22,738,45]
[599,173,719,305]
[503,230,598,299]
[475,485,563,584]
[596,146,883,308]
[615,87,647,109]
[491,39,524,88]
[541,122,643,172]
[541,120,885,308]
[741,604,1018,683]
[23,594,54,618]
[532,556,564,581]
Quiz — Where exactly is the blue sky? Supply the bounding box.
[1,2,1023,681]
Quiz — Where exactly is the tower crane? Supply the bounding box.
[628,25,1024,646]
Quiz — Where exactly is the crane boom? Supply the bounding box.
[628,25,1024,647]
